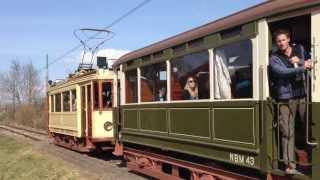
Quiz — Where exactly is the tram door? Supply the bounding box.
[268,12,320,175]
[81,84,92,138]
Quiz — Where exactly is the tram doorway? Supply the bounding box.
[268,14,313,173]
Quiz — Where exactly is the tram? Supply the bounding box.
[48,57,116,152]
[113,0,320,179]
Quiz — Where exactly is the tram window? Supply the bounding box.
[214,39,252,99]
[102,82,112,108]
[171,51,209,100]
[93,82,99,109]
[62,91,70,112]
[140,62,167,102]
[50,95,54,112]
[71,90,77,112]
[125,70,138,103]
[55,93,61,112]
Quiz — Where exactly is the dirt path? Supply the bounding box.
[0,130,148,180]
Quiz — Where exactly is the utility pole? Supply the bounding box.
[46,54,49,93]
[45,54,50,134]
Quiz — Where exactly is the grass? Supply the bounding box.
[0,135,83,180]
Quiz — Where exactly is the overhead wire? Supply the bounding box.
[36,0,152,74]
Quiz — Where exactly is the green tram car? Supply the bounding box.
[113,0,320,179]
[48,61,115,152]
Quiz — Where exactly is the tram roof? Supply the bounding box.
[114,0,320,67]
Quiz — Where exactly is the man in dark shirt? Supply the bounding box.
[269,29,312,175]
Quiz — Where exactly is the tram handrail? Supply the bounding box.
[306,70,318,146]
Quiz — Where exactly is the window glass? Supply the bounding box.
[55,93,61,112]
[71,90,77,112]
[171,51,209,100]
[50,95,54,112]
[214,39,252,99]
[93,82,99,109]
[102,82,112,108]
[140,62,167,102]
[125,70,138,103]
[62,91,70,112]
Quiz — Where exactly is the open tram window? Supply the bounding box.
[102,81,112,108]
[140,62,167,102]
[55,93,61,112]
[50,95,54,112]
[62,91,70,112]
[125,70,138,103]
[93,81,99,110]
[71,90,77,112]
[171,51,209,101]
[214,39,253,99]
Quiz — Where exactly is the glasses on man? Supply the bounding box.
[188,80,196,83]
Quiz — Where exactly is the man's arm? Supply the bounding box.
[269,55,305,78]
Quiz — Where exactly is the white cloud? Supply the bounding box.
[80,48,130,68]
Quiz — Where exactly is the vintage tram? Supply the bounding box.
[113,0,320,179]
[48,58,116,152]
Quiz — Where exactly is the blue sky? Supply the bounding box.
[0,0,263,80]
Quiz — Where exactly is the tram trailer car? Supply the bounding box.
[113,0,320,179]
[48,61,116,152]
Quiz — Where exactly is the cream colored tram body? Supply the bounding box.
[48,68,115,152]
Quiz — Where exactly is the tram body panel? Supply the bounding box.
[91,111,113,138]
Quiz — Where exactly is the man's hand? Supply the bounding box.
[304,60,313,70]
[290,56,300,64]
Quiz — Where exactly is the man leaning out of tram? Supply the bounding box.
[269,29,312,175]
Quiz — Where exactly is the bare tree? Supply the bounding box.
[0,60,22,119]
[0,60,43,127]
[22,62,41,105]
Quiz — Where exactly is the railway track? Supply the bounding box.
[0,124,47,141]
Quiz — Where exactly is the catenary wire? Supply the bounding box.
[36,0,152,74]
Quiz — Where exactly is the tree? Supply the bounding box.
[22,62,41,105]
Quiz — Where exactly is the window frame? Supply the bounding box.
[211,38,257,100]
[101,80,114,111]
[122,37,259,105]
[62,91,71,112]
[140,61,168,103]
[124,69,139,105]
[169,49,211,102]
[71,89,77,112]
[92,80,114,111]
[54,93,62,112]
[50,95,55,112]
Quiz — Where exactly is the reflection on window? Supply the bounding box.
[55,93,61,112]
[171,51,209,100]
[71,90,77,112]
[102,82,112,108]
[51,95,54,112]
[63,91,70,112]
[141,62,167,102]
[93,82,99,109]
[125,70,138,103]
[214,39,252,99]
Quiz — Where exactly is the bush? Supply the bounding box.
[13,104,46,130]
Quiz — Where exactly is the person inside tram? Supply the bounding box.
[157,87,166,101]
[182,76,199,100]
[269,29,313,175]
[102,86,112,108]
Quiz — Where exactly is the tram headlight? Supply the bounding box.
[104,121,113,131]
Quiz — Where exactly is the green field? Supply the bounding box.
[0,135,83,180]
